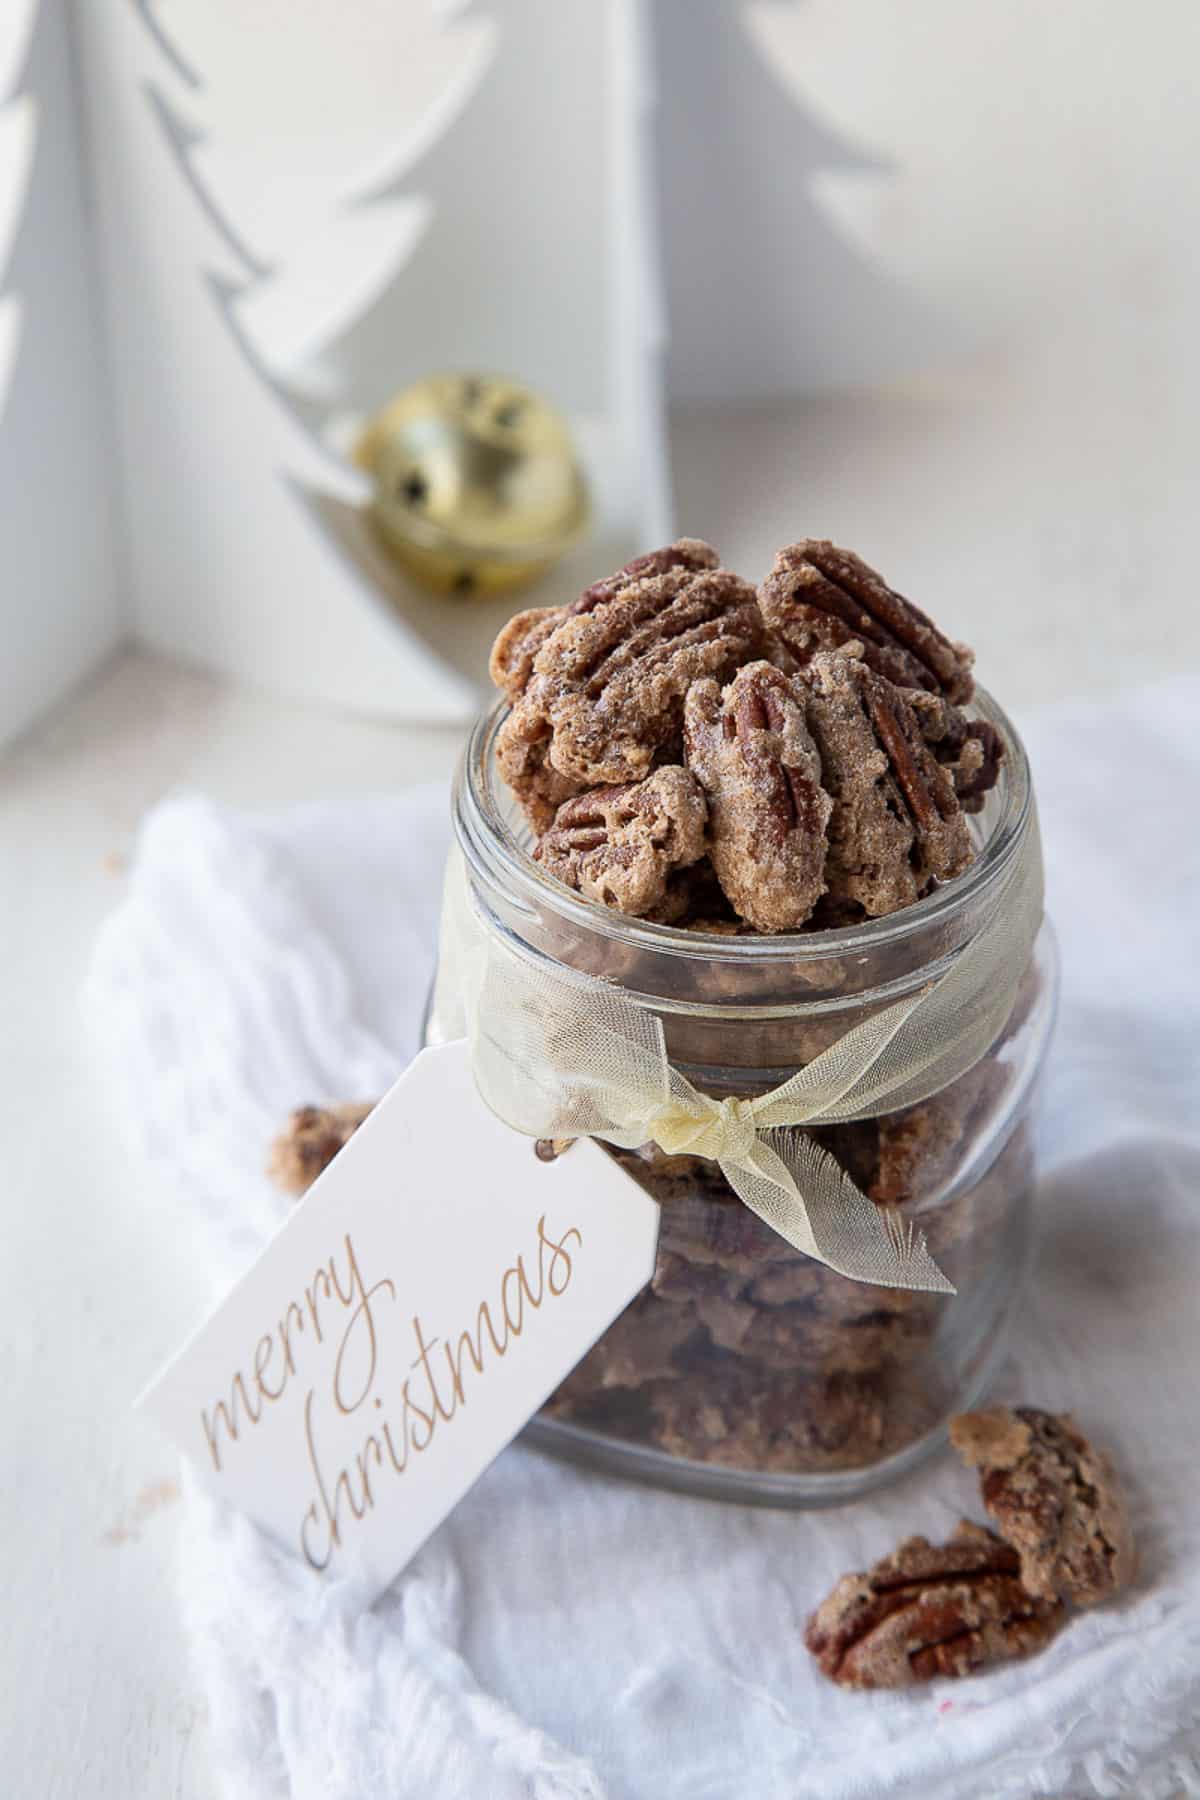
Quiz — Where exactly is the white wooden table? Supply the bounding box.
[4,363,1198,1796]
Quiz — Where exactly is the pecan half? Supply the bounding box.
[489,541,720,707]
[493,703,586,833]
[805,1521,1063,1689]
[906,689,1004,814]
[489,605,566,703]
[492,542,728,827]
[803,650,972,917]
[949,1407,1136,1608]
[683,662,831,931]
[574,536,720,610]
[267,1102,374,1196]
[502,545,761,791]
[760,541,975,705]
[534,765,707,917]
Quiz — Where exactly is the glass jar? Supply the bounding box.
[432,687,1058,1505]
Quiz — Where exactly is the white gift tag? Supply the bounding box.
[139,1040,661,1603]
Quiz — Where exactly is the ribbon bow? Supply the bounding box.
[432,813,1043,1294]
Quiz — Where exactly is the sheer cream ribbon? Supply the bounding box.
[432,814,1043,1293]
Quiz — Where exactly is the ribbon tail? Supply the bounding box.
[721,1129,956,1295]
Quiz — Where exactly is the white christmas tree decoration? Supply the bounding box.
[76,0,509,720]
[0,0,121,749]
[608,0,673,547]
[651,0,945,405]
[0,0,38,421]
[151,0,496,379]
[323,0,613,424]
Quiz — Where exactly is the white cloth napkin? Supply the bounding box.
[89,678,1200,1800]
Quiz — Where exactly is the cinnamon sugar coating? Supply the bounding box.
[805,650,972,917]
[950,1407,1136,1607]
[684,661,831,931]
[488,605,566,704]
[804,1522,1063,1689]
[534,766,708,918]
[496,542,762,810]
[491,537,997,918]
[906,689,1005,814]
[760,539,975,705]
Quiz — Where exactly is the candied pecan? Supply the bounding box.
[906,689,1004,813]
[534,766,707,917]
[267,1102,374,1196]
[870,1099,968,1204]
[805,1522,1063,1689]
[949,1407,1136,1607]
[683,662,831,931]
[628,1364,890,1471]
[804,650,972,916]
[574,537,720,609]
[572,1288,701,1388]
[489,541,719,706]
[491,542,728,827]
[505,548,761,790]
[870,1057,1013,1205]
[489,605,566,703]
[760,540,975,705]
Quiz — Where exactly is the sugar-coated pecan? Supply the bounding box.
[493,700,586,832]
[574,537,720,611]
[489,542,720,707]
[804,650,972,917]
[492,542,728,826]
[760,541,975,705]
[683,661,831,931]
[534,766,707,917]
[489,605,566,703]
[906,689,1004,813]
[506,545,762,789]
[870,1099,968,1204]
[949,1408,1136,1607]
[267,1102,374,1196]
[805,1521,1063,1689]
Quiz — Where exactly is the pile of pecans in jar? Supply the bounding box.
[489,537,1004,933]
[490,538,1030,1476]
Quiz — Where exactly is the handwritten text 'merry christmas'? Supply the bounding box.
[200,1212,582,1571]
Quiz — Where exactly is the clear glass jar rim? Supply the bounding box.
[453,684,1033,967]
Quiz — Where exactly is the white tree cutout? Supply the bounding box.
[78,0,509,720]
[148,0,496,379]
[324,0,613,422]
[75,0,649,718]
[0,0,38,422]
[651,0,948,405]
[0,0,121,748]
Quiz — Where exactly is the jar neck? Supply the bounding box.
[453,686,1034,1033]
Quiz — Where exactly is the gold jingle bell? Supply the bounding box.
[355,373,590,597]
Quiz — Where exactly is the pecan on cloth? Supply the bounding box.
[950,1407,1137,1608]
[683,661,831,932]
[267,1102,374,1196]
[804,1521,1063,1689]
[495,539,763,824]
[534,766,708,918]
